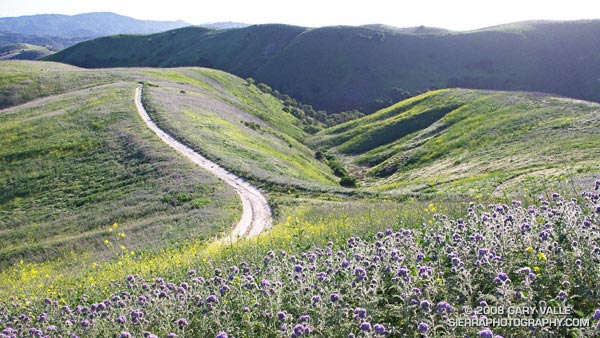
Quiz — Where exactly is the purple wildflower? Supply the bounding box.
[557,290,568,300]
[374,323,386,334]
[397,266,410,280]
[479,328,494,338]
[293,324,305,336]
[418,265,433,279]
[494,272,510,284]
[354,266,367,281]
[216,332,228,338]
[219,285,230,295]
[130,310,144,323]
[360,322,372,331]
[116,315,126,324]
[437,301,453,314]
[175,318,189,328]
[418,322,429,332]
[353,307,367,319]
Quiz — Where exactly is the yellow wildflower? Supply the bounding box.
[537,252,547,261]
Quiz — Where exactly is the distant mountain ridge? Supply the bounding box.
[45,19,600,113]
[0,12,190,38]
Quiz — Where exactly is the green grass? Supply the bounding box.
[310,89,600,198]
[0,61,343,270]
[2,60,600,312]
[0,80,241,268]
[0,194,448,304]
[0,60,124,109]
[139,69,339,190]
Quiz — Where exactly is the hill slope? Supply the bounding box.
[0,32,85,51]
[310,89,600,197]
[0,61,335,267]
[0,12,189,38]
[46,20,600,113]
[0,68,239,267]
[0,43,54,60]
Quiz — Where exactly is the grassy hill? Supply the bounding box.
[139,68,337,190]
[0,32,86,51]
[46,20,600,114]
[0,61,335,267]
[0,60,125,108]
[1,61,600,337]
[0,62,242,268]
[0,43,54,60]
[310,88,600,197]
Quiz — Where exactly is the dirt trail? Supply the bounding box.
[134,86,272,243]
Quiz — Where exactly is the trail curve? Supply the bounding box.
[134,86,272,243]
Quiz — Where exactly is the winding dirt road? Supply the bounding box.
[134,86,272,243]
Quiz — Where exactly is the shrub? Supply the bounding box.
[340,175,358,188]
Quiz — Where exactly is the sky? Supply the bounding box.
[1,0,600,31]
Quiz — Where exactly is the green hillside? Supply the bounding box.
[45,20,600,114]
[2,61,600,338]
[138,68,338,189]
[0,73,238,268]
[0,61,125,108]
[0,32,86,51]
[311,89,600,197]
[0,61,335,267]
[0,43,54,60]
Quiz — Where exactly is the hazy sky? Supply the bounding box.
[2,0,600,30]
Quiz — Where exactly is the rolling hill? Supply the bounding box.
[2,60,600,338]
[3,60,598,268]
[0,32,85,51]
[310,88,600,197]
[46,20,600,114]
[0,61,335,267]
[0,43,54,60]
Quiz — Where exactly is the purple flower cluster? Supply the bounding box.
[2,187,600,337]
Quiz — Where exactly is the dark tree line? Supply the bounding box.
[247,78,366,132]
